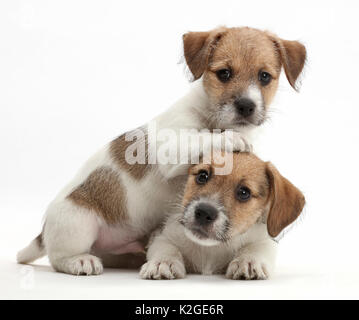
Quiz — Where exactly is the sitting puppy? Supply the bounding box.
[140,152,305,280]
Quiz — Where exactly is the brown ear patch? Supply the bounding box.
[266,163,305,237]
[183,28,226,80]
[270,36,306,90]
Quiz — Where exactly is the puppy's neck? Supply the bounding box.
[187,79,213,128]
[171,77,211,127]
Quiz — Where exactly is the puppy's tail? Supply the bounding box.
[17,233,46,264]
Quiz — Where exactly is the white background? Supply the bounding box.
[1,0,359,299]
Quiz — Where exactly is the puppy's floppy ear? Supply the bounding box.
[265,162,305,237]
[269,35,307,91]
[183,28,226,80]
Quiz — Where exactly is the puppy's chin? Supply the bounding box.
[234,115,265,127]
[184,228,221,247]
[216,117,260,131]
[235,120,255,127]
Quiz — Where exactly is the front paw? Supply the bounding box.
[225,257,271,280]
[140,259,186,280]
[221,131,252,153]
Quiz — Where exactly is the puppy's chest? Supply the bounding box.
[183,245,235,275]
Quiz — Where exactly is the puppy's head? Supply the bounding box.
[181,152,305,246]
[183,27,306,128]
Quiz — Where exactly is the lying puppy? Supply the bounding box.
[17,26,306,275]
[140,152,305,280]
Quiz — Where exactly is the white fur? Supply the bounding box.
[244,84,265,124]
[17,78,267,276]
[184,229,221,247]
[245,84,263,109]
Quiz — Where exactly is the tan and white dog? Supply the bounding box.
[140,152,305,280]
[17,26,306,276]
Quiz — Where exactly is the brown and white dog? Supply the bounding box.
[17,26,306,276]
[140,152,305,280]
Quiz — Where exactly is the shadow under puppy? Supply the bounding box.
[140,152,305,280]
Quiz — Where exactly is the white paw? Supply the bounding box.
[140,259,186,280]
[222,131,252,153]
[56,254,103,276]
[226,256,270,280]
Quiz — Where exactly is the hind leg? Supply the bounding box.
[44,199,103,275]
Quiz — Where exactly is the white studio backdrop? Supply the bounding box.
[1,0,359,298]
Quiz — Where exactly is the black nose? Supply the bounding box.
[194,203,218,226]
[234,98,256,118]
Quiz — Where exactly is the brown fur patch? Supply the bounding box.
[68,166,127,225]
[110,128,150,180]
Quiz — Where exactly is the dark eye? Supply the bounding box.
[236,186,251,202]
[216,69,232,82]
[258,71,272,86]
[196,170,210,185]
